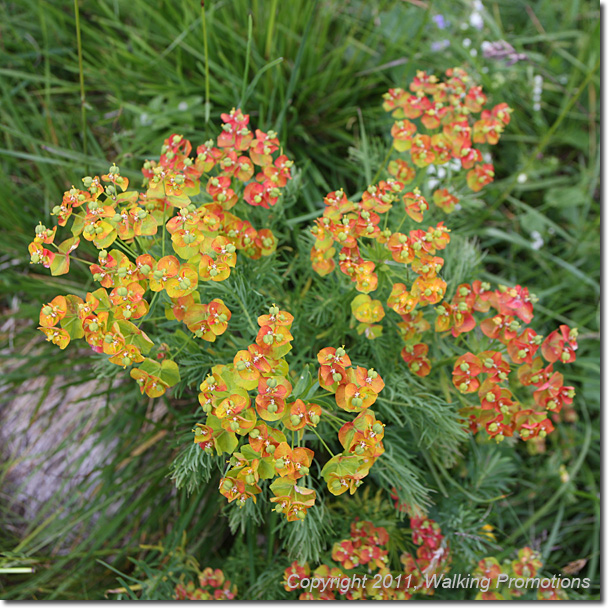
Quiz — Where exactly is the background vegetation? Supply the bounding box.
[0,0,599,600]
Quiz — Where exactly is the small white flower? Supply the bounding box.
[517,173,528,184]
[470,12,484,30]
[530,230,544,251]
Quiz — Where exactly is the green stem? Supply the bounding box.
[137,291,160,328]
[372,145,393,185]
[48,242,94,268]
[69,255,93,266]
[201,1,211,122]
[541,501,565,561]
[421,450,449,498]
[266,510,277,563]
[73,0,87,167]
[394,212,409,234]
[431,453,505,504]
[246,521,257,584]
[503,406,592,545]
[112,238,138,259]
[320,409,347,425]
[172,333,193,360]
[309,425,335,458]
[264,0,279,58]
[240,15,253,109]
[275,0,318,131]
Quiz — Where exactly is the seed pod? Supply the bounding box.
[329,479,343,493]
[290,414,301,427]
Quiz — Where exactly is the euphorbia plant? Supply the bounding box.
[171,515,563,601]
[28,68,588,601]
[194,305,386,521]
[307,67,579,443]
[31,109,293,397]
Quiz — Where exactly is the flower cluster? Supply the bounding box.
[310,174,579,444]
[383,67,511,197]
[193,307,385,521]
[174,567,237,600]
[435,283,579,441]
[474,547,567,600]
[318,348,386,497]
[283,516,570,601]
[331,520,390,571]
[37,289,177,398]
[282,517,449,600]
[32,109,292,397]
[350,294,385,339]
[309,183,452,302]
[309,68,511,380]
[399,516,451,598]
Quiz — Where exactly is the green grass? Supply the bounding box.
[0,0,599,600]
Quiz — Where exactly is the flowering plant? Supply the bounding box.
[279,515,564,600]
[31,109,292,398]
[27,62,591,602]
[194,305,386,521]
[175,567,237,600]
[307,67,579,443]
